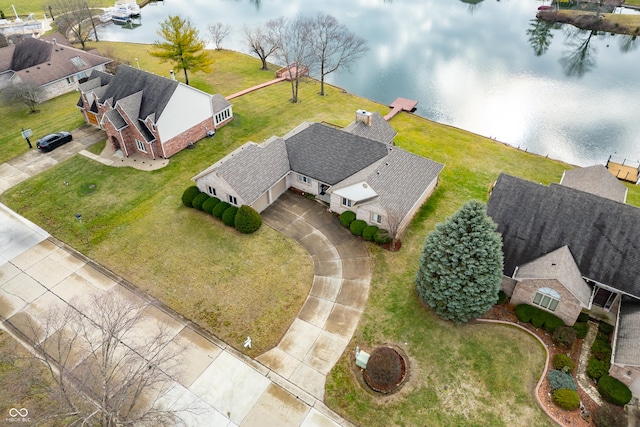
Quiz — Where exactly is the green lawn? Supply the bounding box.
[3,42,639,425]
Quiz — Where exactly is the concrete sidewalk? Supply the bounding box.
[0,204,355,426]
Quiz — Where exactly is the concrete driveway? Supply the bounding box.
[258,191,371,399]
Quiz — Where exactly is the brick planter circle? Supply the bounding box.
[363,346,407,394]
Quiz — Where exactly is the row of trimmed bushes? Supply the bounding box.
[339,211,390,244]
[514,304,564,332]
[182,186,262,234]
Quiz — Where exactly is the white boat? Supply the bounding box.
[99,12,112,23]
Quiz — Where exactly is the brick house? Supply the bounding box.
[193,111,444,234]
[487,166,640,396]
[77,65,232,159]
[0,34,111,101]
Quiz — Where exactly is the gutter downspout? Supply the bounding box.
[610,296,623,369]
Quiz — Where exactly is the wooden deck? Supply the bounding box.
[384,97,418,121]
[606,160,639,183]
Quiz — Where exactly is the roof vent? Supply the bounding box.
[52,38,57,45]
[362,183,368,188]
[385,162,389,166]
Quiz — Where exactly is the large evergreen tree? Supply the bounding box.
[415,200,504,323]
[151,15,214,86]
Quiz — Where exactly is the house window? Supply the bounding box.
[135,139,147,153]
[66,76,75,84]
[207,186,216,196]
[228,195,238,205]
[371,213,383,224]
[342,197,352,208]
[298,174,311,184]
[532,287,560,312]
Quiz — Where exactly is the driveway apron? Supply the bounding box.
[258,191,372,399]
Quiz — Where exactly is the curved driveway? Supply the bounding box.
[258,191,372,399]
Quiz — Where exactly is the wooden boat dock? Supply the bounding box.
[384,98,418,121]
[606,155,640,183]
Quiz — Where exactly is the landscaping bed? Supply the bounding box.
[483,304,598,426]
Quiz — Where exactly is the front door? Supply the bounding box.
[592,287,616,309]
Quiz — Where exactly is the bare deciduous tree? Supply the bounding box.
[307,13,368,96]
[1,81,44,113]
[271,15,314,103]
[51,0,97,49]
[208,22,232,50]
[243,20,280,70]
[23,292,187,426]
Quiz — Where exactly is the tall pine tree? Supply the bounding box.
[415,200,503,323]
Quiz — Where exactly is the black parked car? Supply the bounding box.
[36,132,73,152]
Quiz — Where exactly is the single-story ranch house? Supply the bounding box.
[487,166,640,395]
[77,65,233,160]
[0,34,111,101]
[193,110,444,234]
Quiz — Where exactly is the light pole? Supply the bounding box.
[75,213,90,246]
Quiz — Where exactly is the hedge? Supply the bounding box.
[552,326,577,348]
[212,201,231,218]
[547,369,577,392]
[192,193,210,211]
[597,375,632,406]
[362,225,379,241]
[515,304,564,332]
[496,290,507,305]
[591,338,612,361]
[587,356,610,381]
[182,186,202,207]
[374,228,390,245]
[552,388,580,410]
[202,197,220,214]
[577,312,590,323]
[552,354,575,373]
[234,205,262,234]
[598,322,614,336]
[350,219,367,236]
[339,211,356,227]
[573,322,589,339]
[222,206,238,226]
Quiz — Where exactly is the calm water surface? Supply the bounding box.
[98,0,640,167]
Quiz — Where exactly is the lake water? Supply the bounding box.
[97,0,640,167]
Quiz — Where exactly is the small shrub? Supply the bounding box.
[574,322,589,339]
[202,197,220,214]
[543,312,564,333]
[339,211,356,227]
[515,304,535,323]
[552,388,580,410]
[587,356,610,381]
[496,290,507,305]
[362,225,379,241]
[234,205,262,234]
[374,229,390,245]
[553,326,577,348]
[592,403,628,427]
[553,354,575,372]
[597,375,632,406]
[591,338,612,361]
[547,369,577,392]
[192,193,210,211]
[181,186,202,207]
[222,206,238,226]
[212,201,231,218]
[598,322,614,336]
[531,310,545,328]
[577,312,590,323]
[350,219,367,236]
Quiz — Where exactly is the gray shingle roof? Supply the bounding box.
[10,38,51,71]
[211,137,290,204]
[514,246,591,307]
[614,298,640,366]
[343,111,397,144]
[211,93,231,114]
[561,165,627,203]
[487,173,640,298]
[285,123,389,185]
[105,109,127,130]
[365,148,444,217]
[100,65,179,121]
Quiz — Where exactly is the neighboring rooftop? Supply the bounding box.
[487,173,640,299]
[560,165,627,203]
